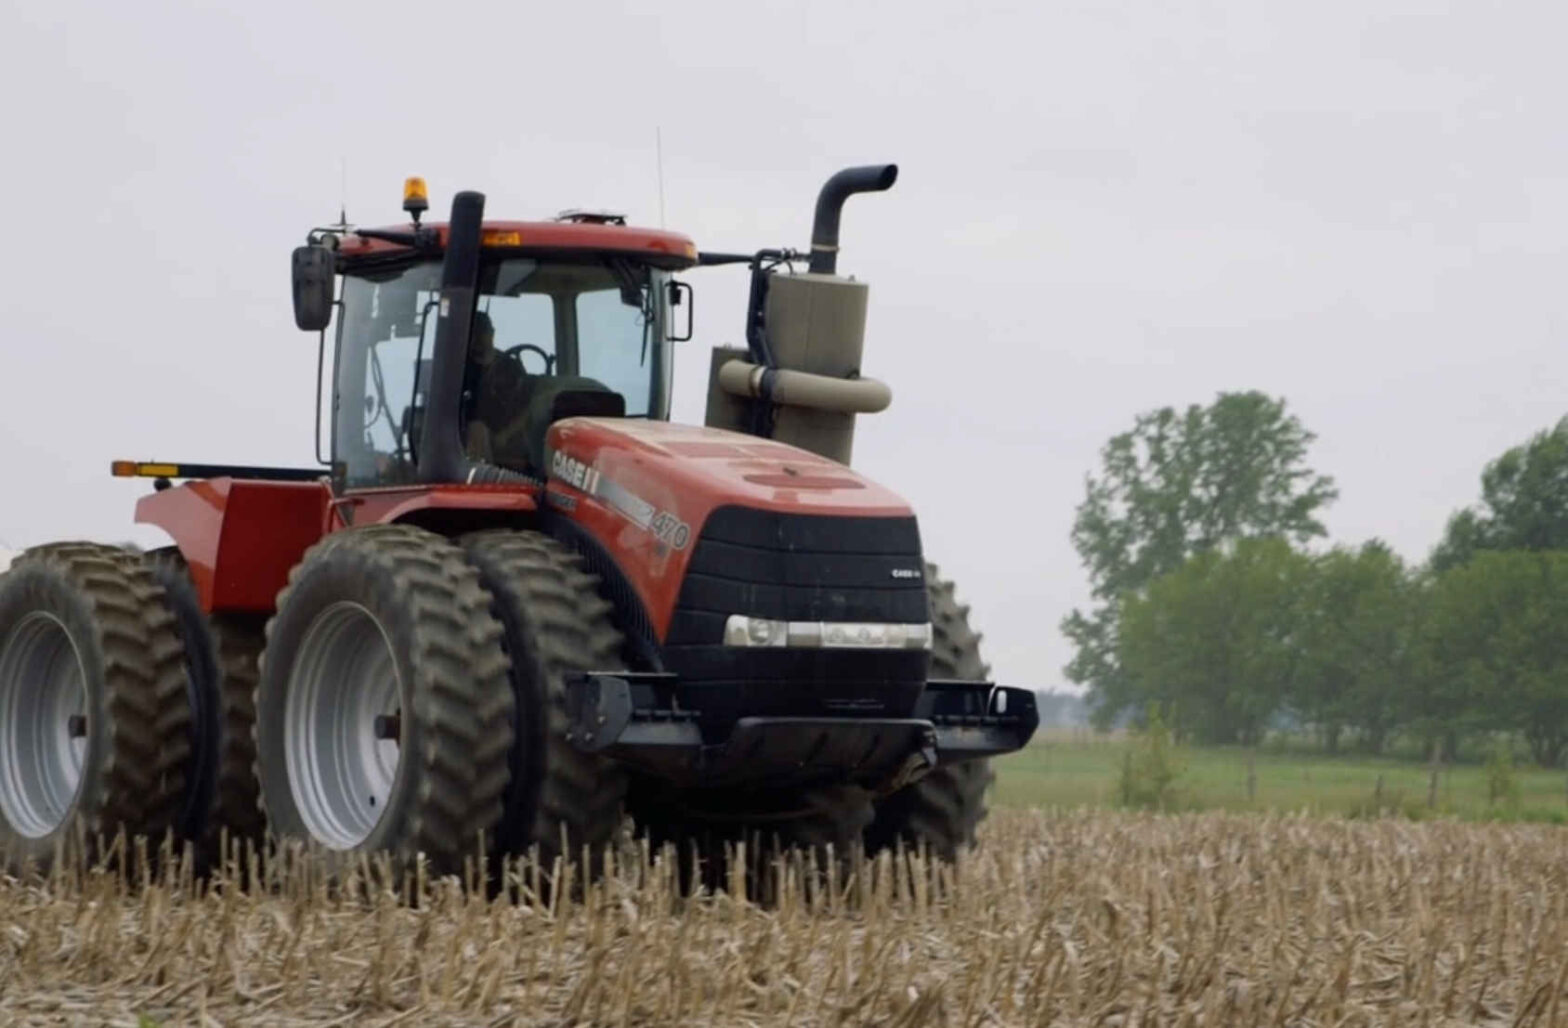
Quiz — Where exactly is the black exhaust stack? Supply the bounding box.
[807,164,898,274]
[419,191,485,484]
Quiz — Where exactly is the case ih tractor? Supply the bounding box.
[0,166,1037,875]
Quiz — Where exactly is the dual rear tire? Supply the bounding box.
[0,545,189,867]
[0,544,270,871]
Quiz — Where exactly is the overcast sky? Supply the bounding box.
[2,0,1565,690]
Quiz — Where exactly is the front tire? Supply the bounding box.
[254,526,513,872]
[864,565,995,861]
[0,544,188,869]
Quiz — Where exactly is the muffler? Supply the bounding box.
[708,164,899,466]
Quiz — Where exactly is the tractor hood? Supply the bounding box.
[546,418,913,521]
[542,418,917,639]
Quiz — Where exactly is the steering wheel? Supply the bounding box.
[503,343,555,376]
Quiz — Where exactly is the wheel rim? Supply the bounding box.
[0,613,89,838]
[284,602,402,849]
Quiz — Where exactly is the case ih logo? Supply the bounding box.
[551,451,601,494]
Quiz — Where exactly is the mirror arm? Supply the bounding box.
[314,327,327,465]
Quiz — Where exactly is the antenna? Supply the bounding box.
[338,157,348,226]
[655,127,667,229]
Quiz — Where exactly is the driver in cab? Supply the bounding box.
[462,311,534,467]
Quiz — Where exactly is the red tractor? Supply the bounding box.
[0,167,1036,874]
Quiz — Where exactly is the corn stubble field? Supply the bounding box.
[2,811,1565,1027]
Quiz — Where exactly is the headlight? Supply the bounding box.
[722,616,932,650]
[723,615,787,647]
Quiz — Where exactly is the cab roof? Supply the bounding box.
[336,220,699,271]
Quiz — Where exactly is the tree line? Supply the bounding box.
[1064,393,1568,768]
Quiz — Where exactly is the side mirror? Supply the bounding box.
[666,280,693,342]
[292,245,336,331]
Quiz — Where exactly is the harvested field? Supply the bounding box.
[1,811,1565,1027]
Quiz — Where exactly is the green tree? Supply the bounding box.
[1064,392,1337,726]
[1289,542,1420,754]
[1431,417,1568,571]
[1418,551,1568,767]
[1117,538,1311,745]
[1116,704,1185,809]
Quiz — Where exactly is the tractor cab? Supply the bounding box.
[296,179,698,489]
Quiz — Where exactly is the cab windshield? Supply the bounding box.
[333,257,669,487]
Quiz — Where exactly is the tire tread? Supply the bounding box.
[4,543,188,858]
[461,530,627,867]
[256,525,512,872]
[864,563,994,861]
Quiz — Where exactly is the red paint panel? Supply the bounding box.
[546,419,915,639]
[137,479,538,613]
[137,479,332,613]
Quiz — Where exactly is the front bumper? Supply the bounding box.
[563,673,1039,792]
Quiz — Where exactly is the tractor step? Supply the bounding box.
[563,672,1038,792]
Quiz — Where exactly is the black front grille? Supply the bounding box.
[666,506,930,644]
[662,506,931,735]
